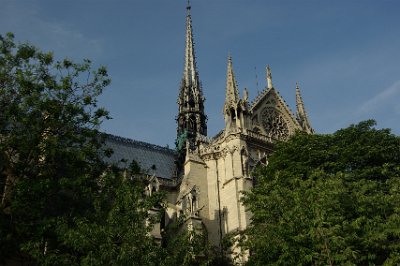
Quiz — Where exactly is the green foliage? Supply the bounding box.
[0,33,167,265]
[55,167,165,266]
[0,32,111,263]
[242,120,400,265]
[160,216,230,266]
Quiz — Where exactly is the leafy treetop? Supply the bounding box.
[243,120,400,265]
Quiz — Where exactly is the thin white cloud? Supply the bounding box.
[43,23,103,57]
[357,80,400,116]
[0,1,103,60]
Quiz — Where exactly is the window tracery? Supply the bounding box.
[261,107,289,140]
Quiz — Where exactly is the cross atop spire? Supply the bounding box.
[186,0,191,11]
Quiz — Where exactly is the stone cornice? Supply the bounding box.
[199,129,275,161]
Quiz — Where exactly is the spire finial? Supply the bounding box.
[266,65,273,89]
[186,0,191,11]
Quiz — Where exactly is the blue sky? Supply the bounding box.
[2,0,400,147]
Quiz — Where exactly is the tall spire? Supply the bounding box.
[224,55,240,112]
[266,65,273,89]
[176,1,207,166]
[183,0,198,89]
[295,82,314,133]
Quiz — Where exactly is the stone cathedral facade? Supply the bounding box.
[106,3,313,261]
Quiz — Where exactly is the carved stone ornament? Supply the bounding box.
[261,107,289,140]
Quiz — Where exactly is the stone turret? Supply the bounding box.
[223,56,251,133]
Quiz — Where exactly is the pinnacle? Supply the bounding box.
[225,55,240,108]
[266,65,273,89]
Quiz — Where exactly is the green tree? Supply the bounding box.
[160,215,231,266]
[56,162,165,266]
[242,120,400,265]
[0,33,166,265]
[0,31,111,264]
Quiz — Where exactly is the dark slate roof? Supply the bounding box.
[104,134,177,179]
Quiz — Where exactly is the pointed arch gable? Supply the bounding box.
[250,88,302,140]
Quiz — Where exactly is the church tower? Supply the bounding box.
[176,1,207,168]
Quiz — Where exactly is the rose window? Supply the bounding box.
[261,107,289,140]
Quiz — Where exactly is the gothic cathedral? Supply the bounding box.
[172,2,313,259]
[106,3,313,262]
